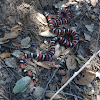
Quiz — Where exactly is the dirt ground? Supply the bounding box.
[0,0,100,100]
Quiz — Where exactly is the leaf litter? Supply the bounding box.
[0,0,100,100]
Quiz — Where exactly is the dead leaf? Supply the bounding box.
[77,46,92,58]
[58,69,66,75]
[61,74,70,85]
[25,61,37,74]
[80,93,91,100]
[34,60,57,69]
[45,92,65,99]
[76,55,85,66]
[84,33,91,41]
[0,53,11,59]
[66,55,77,70]
[0,32,19,42]
[21,37,31,48]
[11,25,22,32]
[90,0,98,7]
[36,12,47,25]
[85,24,94,32]
[97,95,100,100]
[33,86,44,98]
[0,25,22,42]
[12,50,24,59]
[5,57,17,68]
[74,69,95,85]
[12,41,21,46]
[39,29,56,37]
[54,0,77,8]
[49,83,57,91]
[53,44,62,59]
[83,84,95,95]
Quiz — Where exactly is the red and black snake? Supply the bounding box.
[20,7,79,94]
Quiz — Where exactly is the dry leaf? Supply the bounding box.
[45,92,65,99]
[39,29,56,37]
[97,95,100,100]
[33,86,44,98]
[36,13,47,25]
[25,61,37,74]
[80,93,91,100]
[13,76,31,94]
[84,33,91,41]
[85,24,94,32]
[0,53,11,59]
[61,74,69,85]
[0,32,19,42]
[66,55,77,70]
[11,25,22,32]
[53,44,62,59]
[34,60,57,69]
[21,37,31,48]
[49,83,57,91]
[90,0,98,7]
[83,84,95,95]
[0,25,22,42]
[54,0,77,8]
[12,41,21,47]
[58,69,66,75]
[76,55,85,66]
[74,69,95,85]
[5,57,17,68]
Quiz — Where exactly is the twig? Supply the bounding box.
[0,94,9,100]
[95,32,100,53]
[0,43,21,50]
[50,50,100,100]
[46,90,83,100]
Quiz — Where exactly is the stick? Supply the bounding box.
[46,90,83,99]
[50,50,100,100]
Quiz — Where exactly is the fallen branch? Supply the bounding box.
[46,90,83,100]
[50,50,100,100]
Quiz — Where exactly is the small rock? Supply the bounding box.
[5,57,17,68]
[12,50,24,59]
[85,24,94,32]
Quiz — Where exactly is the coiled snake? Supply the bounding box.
[20,7,79,94]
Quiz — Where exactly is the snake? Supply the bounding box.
[20,7,79,94]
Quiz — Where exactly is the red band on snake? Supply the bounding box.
[20,7,79,94]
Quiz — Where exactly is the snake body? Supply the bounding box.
[20,8,78,94]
